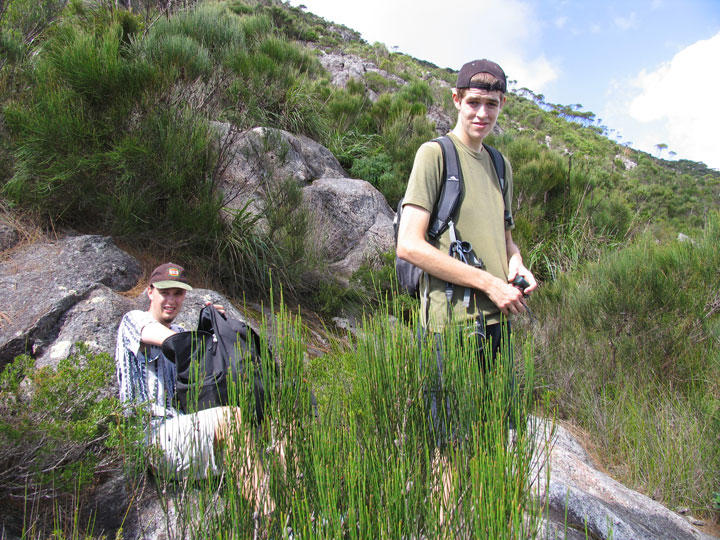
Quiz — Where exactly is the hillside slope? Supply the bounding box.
[0,0,718,535]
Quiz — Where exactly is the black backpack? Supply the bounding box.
[393,136,509,297]
[161,305,272,423]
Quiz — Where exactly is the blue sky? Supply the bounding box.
[288,0,720,170]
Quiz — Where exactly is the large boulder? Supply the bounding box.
[0,235,141,369]
[532,418,715,540]
[302,176,395,279]
[213,124,395,280]
[214,124,347,216]
[35,285,138,370]
[317,51,406,100]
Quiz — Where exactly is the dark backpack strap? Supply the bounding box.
[428,136,463,239]
[483,143,506,195]
[484,143,514,228]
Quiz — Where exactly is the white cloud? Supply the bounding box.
[614,12,637,30]
[404,0,560,92]
[554,16,568,29]
[291,0,559,92]
[628,32,720,168]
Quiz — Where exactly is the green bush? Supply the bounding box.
[587,193,631,237]
[149,3,244,60]
[320,80,436,207]
[527,212,720,513]
[223,35,324,137]
[142,33,213,81]
[46,24,156,109]
[0,346,123,535]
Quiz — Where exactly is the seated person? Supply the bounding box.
[115,263,270,510]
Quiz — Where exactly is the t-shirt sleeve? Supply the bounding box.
[402,141,444,213]
[116,310,155,358]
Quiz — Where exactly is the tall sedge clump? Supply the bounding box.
[290,301,541,538]
[142,295,542,539]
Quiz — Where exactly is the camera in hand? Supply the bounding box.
[512,275,530,296]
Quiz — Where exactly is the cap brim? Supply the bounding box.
[152,280,193,290]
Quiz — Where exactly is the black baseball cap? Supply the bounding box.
[456,59,507,93]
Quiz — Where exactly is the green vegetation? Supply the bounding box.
[0,0,719,536]
[525,212,720,513]
[0,346,127,538]
[0,303,541,539]
[127,303,541,539]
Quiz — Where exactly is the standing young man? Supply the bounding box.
[115,263,270,511]
[397,60,537,444]
[397,58,536,348]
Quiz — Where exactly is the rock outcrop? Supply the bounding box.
[317,51,406,100]
[213,124,394,280]
[0,235,141,369]
[316,51,453,135]
[533,419,716,540]
[302,176,395,278]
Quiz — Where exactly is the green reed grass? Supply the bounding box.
[135,296,544,539]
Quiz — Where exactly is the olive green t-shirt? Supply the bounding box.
[402,133,514,330]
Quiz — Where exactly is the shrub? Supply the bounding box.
[0,346,123,536]
[527,212,720,513]
[45,24,156,109]
[587,193,631,237]
[149,3,244,60]
[223,36,325,137]
[142,33,213,81]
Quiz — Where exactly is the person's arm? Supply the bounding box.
[505,230,537,295]
[396,203,527,315]
[139,301,226,346]
[140,322,176,346]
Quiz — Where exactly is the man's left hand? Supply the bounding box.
[204,300,226,316]
[507,263,537,296]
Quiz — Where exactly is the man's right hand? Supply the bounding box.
[486,277,527,316]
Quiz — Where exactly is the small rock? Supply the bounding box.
[0,222,19,252]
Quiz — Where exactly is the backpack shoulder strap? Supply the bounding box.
[484,143,514,228]
[428,136,463,239]
[483,143,506,196]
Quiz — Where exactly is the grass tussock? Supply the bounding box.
[527,211,720,515]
